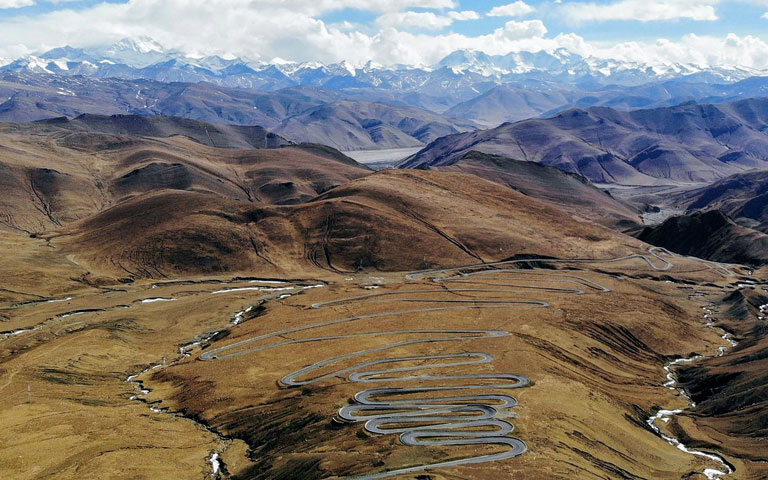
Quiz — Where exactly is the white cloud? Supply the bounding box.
[361,19,561,65]
[321,0,458,13]
[0,0,764,71]
[0,0,34,8]
[763,11,768,18]
[596,33,768,70]
[0,0,485,64]
[376,10,478,30]
[501,19,547,39]
[299,0,459,14]
[377,11,453,29]
[488,1,535,17]
[560,0,719,22]
[448,10,480,20]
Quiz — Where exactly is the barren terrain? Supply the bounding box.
[2,120,767,480]
[2,226,765,479]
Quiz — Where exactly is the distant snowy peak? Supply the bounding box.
[119,36,165,53]
[109,36,165,54]
[432,47,759,83]
[4,57,54,74]
[2,38,764,91]
[2,56,100,76]
[192,55,243,71]
[273,60,357,77]
[437,50,496,72]
[7,38,172,69]
[89,37,175,67]
[437,48,581,75]
[40,46,97,63]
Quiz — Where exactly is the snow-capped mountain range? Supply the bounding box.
[1,36,762,93]
[2,36,768,143]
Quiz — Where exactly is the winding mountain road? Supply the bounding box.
[200,248,690,479]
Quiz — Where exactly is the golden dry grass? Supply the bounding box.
[1,127,765,480]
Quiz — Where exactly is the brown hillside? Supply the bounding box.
[427,151,642,228]
[0,124,370,233]
[52,170,645,278]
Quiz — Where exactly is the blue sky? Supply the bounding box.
[4,0,766,42]
[0,0,124,17]
[317,0,768,42]
[0,0,767,69]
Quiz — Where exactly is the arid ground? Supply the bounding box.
[2,227,766,480]
[2,123,767,480]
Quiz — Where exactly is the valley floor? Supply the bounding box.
[599,183,707,226]
[342,148,423,170]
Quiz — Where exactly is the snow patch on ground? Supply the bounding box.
[140,297,177,304]
[209,452,221,476]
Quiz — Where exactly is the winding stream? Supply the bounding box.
[646,303,739,480]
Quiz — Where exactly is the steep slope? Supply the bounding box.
[0,121,370,233]
[37,114,291,149]
[274,100,465,150]
[0,75,334,127]
[676,287,768,469]
[0,160,99,233]
[0,75,469,151]
[420,151,641,228]
[673,170,768,232]
[445,85,573,128]
[403,98,768,185]
[104,139,370,206]
[637,210,768,265]
[52,170,646,278]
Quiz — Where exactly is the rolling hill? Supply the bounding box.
[52,169,645,278]
[273,100,467,151]
[445,85,574,128]
[0,113,649,278]
[414,151,641,228]
[672,170,768,232]
[35,114,291,149]
[0,75,470,150]
[637,210,768,265]
[0,118,371,233]
[402,98,768,185]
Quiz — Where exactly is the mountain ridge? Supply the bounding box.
[4,39,761,88]
[401,97,768,185]
[0,76,472,150]
[637,210,768,265]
